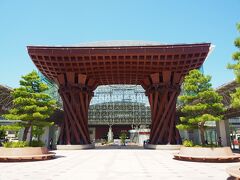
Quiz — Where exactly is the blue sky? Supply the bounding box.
[0,0,239,88]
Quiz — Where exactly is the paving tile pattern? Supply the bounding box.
[0,148,238,180]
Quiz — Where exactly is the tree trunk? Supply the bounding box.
[29,125,33,145]
[22,125,30,141]
[199,126,205,145]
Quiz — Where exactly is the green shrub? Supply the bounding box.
[0,129,6,139]
[3,141,28,148]
[184,143,218,148]
[30,140,45,147]
[2,140,45,148]
[194,145,201,147]
[183,139,194,147]
[201,143,218,148]
[120,132,127,145]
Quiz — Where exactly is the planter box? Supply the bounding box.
[174,146,240,162]
[57,144,95,150]
[226,165,240,178]
[144,144,181,150]
[178,146,233,157]
[0,147,55,162]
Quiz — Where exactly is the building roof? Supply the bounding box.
[216,80,239,94]
[0,84,12,92]
[214,80,240,119]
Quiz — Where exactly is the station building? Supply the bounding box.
[1,41,238,148]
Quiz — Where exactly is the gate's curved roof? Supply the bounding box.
[27,41,212,87]
[73,40,165,47]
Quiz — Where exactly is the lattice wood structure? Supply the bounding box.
[27,42,211,145]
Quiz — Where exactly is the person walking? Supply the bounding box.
[217,137,222,147]
[49,138,53,150]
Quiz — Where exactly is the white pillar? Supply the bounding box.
[41,127,49,147]
[107,126,113,143]
[216,120,230,146]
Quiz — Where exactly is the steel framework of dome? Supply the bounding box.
[89,85,151,125]
[27,41,212,145]
[0,85,13,115]
[39,76,151,125]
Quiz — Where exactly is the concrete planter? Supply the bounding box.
[226,165,240,179]
[144,144,181,150]
[0,147,55,162]
[174,146,240,162]
[57,144,95,150]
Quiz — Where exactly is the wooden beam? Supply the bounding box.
[150,73,160,84]
[162,71,171,83]
[57,74,65,85]
[78,74,87,85]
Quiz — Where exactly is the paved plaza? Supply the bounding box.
[0,146,238,180]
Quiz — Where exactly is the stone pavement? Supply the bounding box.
[0,146,238,180]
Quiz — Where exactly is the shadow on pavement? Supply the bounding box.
[94,145,145,150]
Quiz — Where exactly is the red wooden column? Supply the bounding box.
[143,72,182,145]
[56,72,97,145]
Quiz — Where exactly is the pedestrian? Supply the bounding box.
[205,139,208,145]
[217,137,222,147]
[49,138,53,150]
[238,137,240,151]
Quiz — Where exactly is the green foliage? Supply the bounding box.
[193,145,201,147]
[2,140,44,148]
[201,143,218,148]
[231,87,240,108]
[0,124,22,132]
[3,71,56,124]
[228,23,240,108]
[120,132,127,144]
[183,139,194,147]
[0,124,21,140]
[177,70,225,145]
[3,71,56,140]
[182,140,218,148]
[30,140,45,147]
[32,126,45,141]
[176,124,195,130]
[0,129,6,139]
[3,141,28,148]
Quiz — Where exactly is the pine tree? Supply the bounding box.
[228,23,240,108]
[177,70,225,145]
[3,71,56,141]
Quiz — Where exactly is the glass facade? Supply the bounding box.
[89,85,151,125]
[39,73,63,108]
[39,74,151,126]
